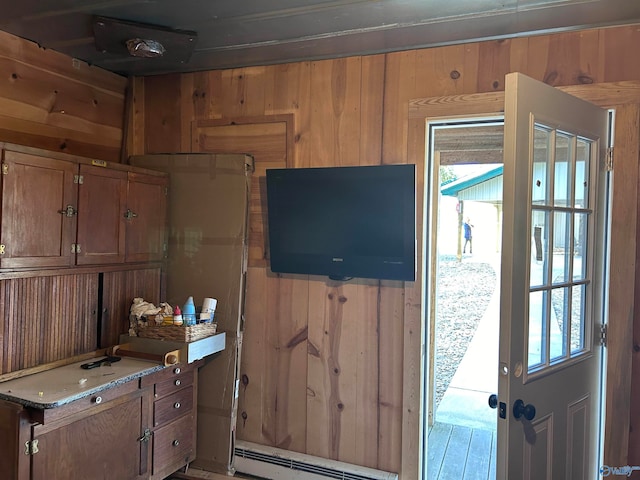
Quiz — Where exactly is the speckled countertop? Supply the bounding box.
[0,357,164,409]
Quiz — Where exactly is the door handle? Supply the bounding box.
[488,394,498,409]
[513,399,536,421]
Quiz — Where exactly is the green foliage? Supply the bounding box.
[439,166,457,186]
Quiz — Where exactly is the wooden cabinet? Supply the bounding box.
[141,360,201,479]
[0,150,78,269]
[76,164,127,265]
[0,361,201,480]
[125,172,168,263]
[30,388,150,480]
[0,145,168,269]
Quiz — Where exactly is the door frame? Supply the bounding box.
[403,81,640,476]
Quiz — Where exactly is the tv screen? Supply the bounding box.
[266,164,416,281]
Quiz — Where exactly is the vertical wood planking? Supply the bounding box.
[144,75,183,154]
[0,273,99,373]
[237,267,268,443]
[130,23,640,477]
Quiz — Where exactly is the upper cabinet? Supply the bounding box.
[76,164,128,265]
[0,145,168,270]
[0,150,77,269]
[125,172,168,263]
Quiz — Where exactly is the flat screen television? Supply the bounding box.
[266,164,416,281]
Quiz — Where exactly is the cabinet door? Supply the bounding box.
[30,394,148,480]
[76,164,127,265]
[0,150,77,268]
[125,172,168,263]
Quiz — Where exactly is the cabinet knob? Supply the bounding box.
[173,367,181,375]
[172,440,180,447]
[174,379,181,386]
[93,396,102,404]
[174,402,181,409]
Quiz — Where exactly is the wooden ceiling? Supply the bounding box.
[1,0,640,76]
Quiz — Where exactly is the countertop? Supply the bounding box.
[0,357,164,409]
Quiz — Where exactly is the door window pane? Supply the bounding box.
[550,287,569,362]
[528,290,547,370]
[532,126,551,206]
[575,138,590,208]
[554,133,572,208]
[551,211,572,285]
[571,284,587,353]
[531,211,549,287]
[573,213,588,280]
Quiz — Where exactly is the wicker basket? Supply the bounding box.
[137,322,218,342]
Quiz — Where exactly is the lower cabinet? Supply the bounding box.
[142,360,201,480]
[0,361,201,480]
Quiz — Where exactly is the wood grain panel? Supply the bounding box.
[144,74,183,154]
[0,30,125,162]
[193,116,291,268]
[0,274,98,373]
[130,23,640,478]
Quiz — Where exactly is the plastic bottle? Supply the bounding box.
[173,305,183,326]
[183,296,196,326]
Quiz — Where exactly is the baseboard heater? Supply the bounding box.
[234,440,399,480]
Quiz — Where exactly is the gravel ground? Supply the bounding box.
[434,255,498,407]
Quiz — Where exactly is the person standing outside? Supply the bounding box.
[463,218,473,254]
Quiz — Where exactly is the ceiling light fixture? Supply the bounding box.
[125,38,166,58]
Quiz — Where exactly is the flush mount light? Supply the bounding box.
[125,38,166,58]
[93,16,196,63]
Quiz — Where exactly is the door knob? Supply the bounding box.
[513,399,536,421]
[488,394,498,409]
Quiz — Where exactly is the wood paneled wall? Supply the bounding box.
[129,24,640,478]
[0,267,161,376]
[0,30,127,162]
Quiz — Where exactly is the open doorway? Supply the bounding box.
[425,119,504,479]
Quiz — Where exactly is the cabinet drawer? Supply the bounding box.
[152,413,195,476]
[154,369,194,398]
[153,386,193,428]
[31,379,139,425]
[141,363,194,394]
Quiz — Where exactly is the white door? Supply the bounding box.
[497,73,609,479]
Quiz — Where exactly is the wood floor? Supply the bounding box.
[427,422,496,480]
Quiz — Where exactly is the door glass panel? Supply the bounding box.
[552,211,572,285]
[550,286,569,362]
[574,213,588,280]
[531,211,549,288]
[526,122,596,375]
[532,126,551,206]
[571,284,587,353]
[554,133,572,207]
[575,138,590,208]
[528,290,547,370]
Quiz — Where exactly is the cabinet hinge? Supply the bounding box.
[71,244,81,254]
[74,174,84,184]
[2,163,7,175]
[0,244,5,255]
[605,147,614,172]
[164,186,168,196]
[24,439,39,456]
[600,323,608,347]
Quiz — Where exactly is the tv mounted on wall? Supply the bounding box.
[266,164,416,281]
